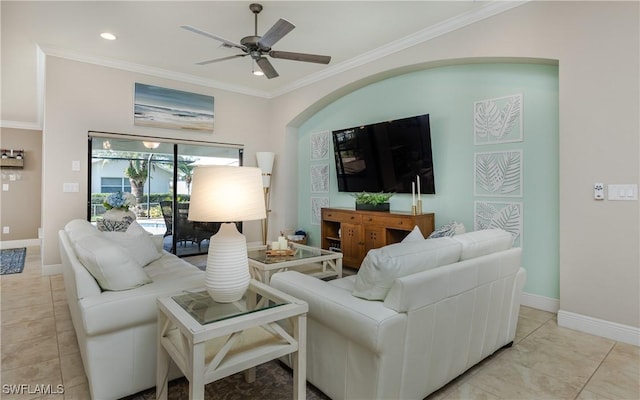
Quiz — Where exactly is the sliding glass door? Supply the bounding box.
[89,133,242,256]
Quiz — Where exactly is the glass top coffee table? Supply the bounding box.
[156,280,308,400]
[247,242,343,284]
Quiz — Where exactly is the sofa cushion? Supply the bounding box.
[452,228,513,260]
[73,234,152,291]
[352,237,462,300]
[103,222,162,267]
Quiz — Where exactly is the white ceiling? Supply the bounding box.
[1,1,523,125]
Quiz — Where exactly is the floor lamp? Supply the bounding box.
[188,166,266,303]
[256,152,275,245]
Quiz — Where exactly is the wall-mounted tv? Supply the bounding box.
[332,114,435,194]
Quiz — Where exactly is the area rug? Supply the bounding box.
[0,247,26,275]
[125,360,330,400]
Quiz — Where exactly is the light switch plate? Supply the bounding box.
[608,184,638,201]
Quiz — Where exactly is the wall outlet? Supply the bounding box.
[3,226,9,234]
[594,182,604,200]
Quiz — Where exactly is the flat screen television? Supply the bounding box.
[332,114,435,194]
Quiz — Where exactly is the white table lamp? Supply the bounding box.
[188,166,266,303]
[256,152,275,245]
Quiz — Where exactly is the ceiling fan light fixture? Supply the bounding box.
[252,60,264,76]
[143,141,160,149]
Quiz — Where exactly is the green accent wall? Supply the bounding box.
[297,63,559,299]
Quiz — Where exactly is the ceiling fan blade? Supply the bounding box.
[256,57,279,79]
[181,25,245,50]
[196,54,247,65]
[257,18,295,49]
[269,50,331,64]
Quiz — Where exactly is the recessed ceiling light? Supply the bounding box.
[100,32,117,41]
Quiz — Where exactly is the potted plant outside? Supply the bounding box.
[353,192,394,211]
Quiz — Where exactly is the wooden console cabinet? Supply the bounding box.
[321,207,435,268]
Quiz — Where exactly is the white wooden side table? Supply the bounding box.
[156,279,308,400]
[247,242,343,284]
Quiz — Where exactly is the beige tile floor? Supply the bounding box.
[1,246,638,400]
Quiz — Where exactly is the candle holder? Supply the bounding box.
[416,199,423,215]
[411,205,417,215]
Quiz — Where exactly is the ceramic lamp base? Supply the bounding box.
[205,223,250,303]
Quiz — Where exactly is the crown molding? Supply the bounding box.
[38,44,272,99]
[272,1,528,97]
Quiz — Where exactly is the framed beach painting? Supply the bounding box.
[134,83,214,132]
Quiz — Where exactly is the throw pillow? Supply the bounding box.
[428,221,465,239]
[64,219,101,244]
[103,222,162,267]
[401,225,424,243]
[352,237,462,300]
[73,234,152,291]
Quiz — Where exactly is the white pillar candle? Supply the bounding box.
[271,241,280,250]
[412,182,416,206]
[278,236,288,249]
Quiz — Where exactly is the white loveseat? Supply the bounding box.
[271,228,526,400]
[58,219,205,400]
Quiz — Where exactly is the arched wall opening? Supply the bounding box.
[285,58,559,301]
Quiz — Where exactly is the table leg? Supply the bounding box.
[156,312,170,400]
[189,343,206,400]
[292,313,307,400]
[244,367,256,383]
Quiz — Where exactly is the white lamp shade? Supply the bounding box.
[187,165,266,303]
[256,152,275,188]
[188,166,266,222]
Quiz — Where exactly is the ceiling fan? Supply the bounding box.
[182,3,331,79]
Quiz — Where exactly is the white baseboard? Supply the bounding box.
[521,291,559,313]
[558,310,640,346]
[0,238,41,249]
[520,293,640,346]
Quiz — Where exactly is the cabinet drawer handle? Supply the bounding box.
[350,216,355,220]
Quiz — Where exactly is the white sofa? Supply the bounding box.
[271,228,526,400]
[58,219,205,400]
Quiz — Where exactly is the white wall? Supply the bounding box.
[266,2,639,333]
[42,57,271,266]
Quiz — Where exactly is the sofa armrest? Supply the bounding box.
[271,271,406,353]
[78,273,203,336]
[78,289,166,336]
